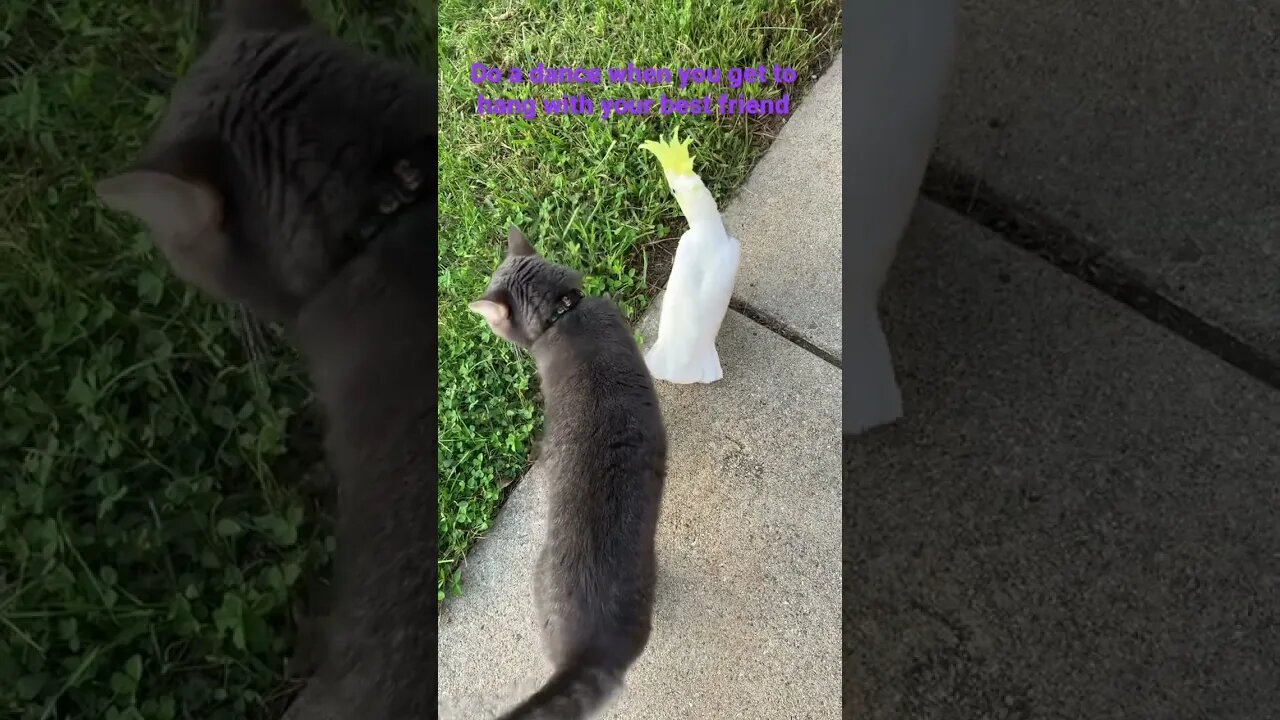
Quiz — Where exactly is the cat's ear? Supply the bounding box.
[468,297,517,341]
[95,168,230,296]
[467,298,510,325]
[95,170,220,239]
[507,225,537,257]
[220,0,312,33]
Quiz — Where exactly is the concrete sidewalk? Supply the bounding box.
[437,54,846,718]
[840,3,1280,714]
[932,0,1280,365]
[845,201,1280,717]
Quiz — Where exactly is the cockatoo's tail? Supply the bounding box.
[640,129,725,234]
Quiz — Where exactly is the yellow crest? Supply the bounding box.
[640,127,696,177]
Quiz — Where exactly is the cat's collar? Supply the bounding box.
[352,141,433,245]
[544,289,585,330]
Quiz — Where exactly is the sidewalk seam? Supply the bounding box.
[922,161,1280,392]
[728,298,842,368]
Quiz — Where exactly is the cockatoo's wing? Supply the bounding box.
[674,231,738,317]
[646,229,740,384]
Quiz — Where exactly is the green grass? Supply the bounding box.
[437,0,840,597]
[0,2,430,718]
[0,0,835,717]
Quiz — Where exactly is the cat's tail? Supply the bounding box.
[644,339,723,384]
[494,650,625,720]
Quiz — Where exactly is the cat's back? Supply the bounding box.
[161,23,430,156]
[539,297,657,397]
[535,298,665,574]
[537,297,665,456]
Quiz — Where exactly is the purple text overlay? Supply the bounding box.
[469,63,799,120]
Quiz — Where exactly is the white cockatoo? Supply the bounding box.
[640,129,740,384]
[844,0,957,434]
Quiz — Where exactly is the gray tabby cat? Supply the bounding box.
[94,1,435,718]
[469,227,667,719]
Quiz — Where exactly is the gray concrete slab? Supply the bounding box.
[935,0,1280,362]
[725,51,842,360]
[439,306,842,719]
[845,199,1280,719]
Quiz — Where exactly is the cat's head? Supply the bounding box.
[94,0,431,325]
[469,226,584,348]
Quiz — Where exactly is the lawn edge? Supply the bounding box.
[443,28,846,602]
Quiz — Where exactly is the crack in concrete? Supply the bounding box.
[921,161,1280,392]
[729,298,842,369]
